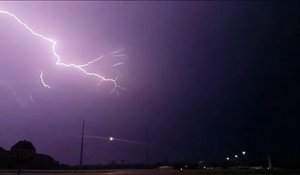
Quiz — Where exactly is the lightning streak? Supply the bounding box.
[78,55,104,67]
[39,71,51,88]
[29,94,35,103]
[0,81,25,107]
[111,62,124,67]
[114,54,127,57]
[0,10,125,92]
[111,48,124,54]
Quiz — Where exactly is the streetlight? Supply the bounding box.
[234,155,238,158]
[226,157,230,161]
[242,151,246,155]
[109,137,114,141]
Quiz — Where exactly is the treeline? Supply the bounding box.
[1,146,299,170]
[0,147,70,169]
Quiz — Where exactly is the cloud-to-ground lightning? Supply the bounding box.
[0,10,125,92]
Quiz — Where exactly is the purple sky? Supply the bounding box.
[0,1,299,166]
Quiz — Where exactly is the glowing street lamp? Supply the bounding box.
[242,151,246,155]
[234,155,238,158]
[109,137,114,141]
[226,157,230,161]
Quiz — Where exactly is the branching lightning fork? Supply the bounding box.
[0,10,125,92]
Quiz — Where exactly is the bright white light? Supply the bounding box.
[234,155,238,158]
[242,151,246,155]
[109,137,114,141]
[226,157,230,160]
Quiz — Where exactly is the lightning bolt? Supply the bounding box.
[39,71,51,88]
[111,62,124,67]
[78,55,104,68]
[111,48,125,54]
[0,10,125,93]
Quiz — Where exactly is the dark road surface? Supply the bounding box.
[0,169,299,175]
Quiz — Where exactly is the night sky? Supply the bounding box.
[0,2,299,166]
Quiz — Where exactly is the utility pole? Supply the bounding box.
[146,128,149,165]
[79,120,85,169]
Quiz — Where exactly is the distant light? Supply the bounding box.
[109,137,114,141]
[180,168,183,171]
[235,155,238,158]
[203,166,206,169]
[226,157,230,160]
[242,151,246,155]
[184,165,188,168]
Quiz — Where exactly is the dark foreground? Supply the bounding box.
[0,169,299,175]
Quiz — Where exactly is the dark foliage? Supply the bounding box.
[0,147,70,169]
